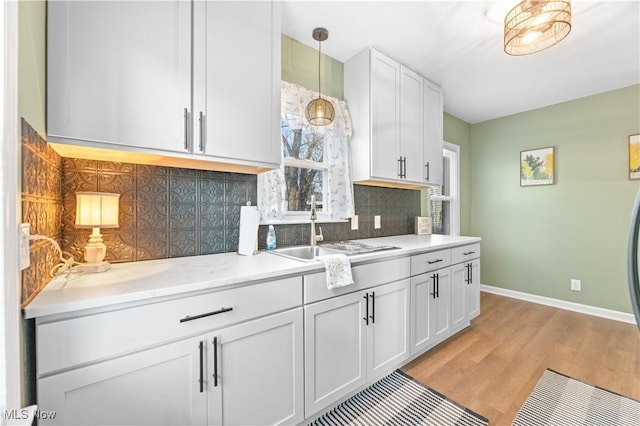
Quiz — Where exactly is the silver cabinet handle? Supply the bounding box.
[183,107,190,150]
[199,111,205,152]
[425,162,430,181]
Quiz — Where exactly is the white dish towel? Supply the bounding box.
[320,254,354,290]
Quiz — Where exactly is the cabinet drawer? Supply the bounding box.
[451,243,481,264]
[37,277,302,376]
[410,249,451,276]
[304,257,410,304]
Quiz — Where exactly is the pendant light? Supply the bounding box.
[504,0,572,55]
[305,27,335,126]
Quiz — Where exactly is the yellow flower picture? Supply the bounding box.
[629,134,640,180]
[520,147,555,186]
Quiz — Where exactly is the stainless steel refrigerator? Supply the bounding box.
[628,190,640,330]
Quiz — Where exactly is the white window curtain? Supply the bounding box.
[258,81,355,221]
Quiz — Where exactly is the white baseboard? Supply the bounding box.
[480,284,637,325]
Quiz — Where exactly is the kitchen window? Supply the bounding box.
[258,81,354,222]
[430,142,460,235]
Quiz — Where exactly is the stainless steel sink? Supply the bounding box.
[270,245,342,262]
[270,241,401,262]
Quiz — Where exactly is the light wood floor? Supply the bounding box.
[402,292,640,426]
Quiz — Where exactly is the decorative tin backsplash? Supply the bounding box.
[21,119,63,305]
[61,160,257,263]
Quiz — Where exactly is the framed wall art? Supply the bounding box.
[629,134,640,180]
[520,146,555,186]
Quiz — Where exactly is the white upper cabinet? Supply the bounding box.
[424,79,444,186]
[48,1,280,171]
[48,1,192,153]
[345,47,443,188]
[193,1,280,167]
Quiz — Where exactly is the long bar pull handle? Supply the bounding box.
[465,264,470,284]
[212,336,218,387]
[402,157,406,179]
[180,307,233,323]
[469,263,473,284]
[425,162,430,181]
[398,157,403,178]
[199,111,205,152]
[436,273,440,298]
[183,108,189,150]
[370,291,375,324]
[363,293,369,325]
[430,274,437,298]
[198,340,204,393]
[427,259,443,265]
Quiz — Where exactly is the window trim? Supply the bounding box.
[430,141,460,236]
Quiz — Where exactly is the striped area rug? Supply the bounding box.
[512,369,640,425]
[309,370,489,426]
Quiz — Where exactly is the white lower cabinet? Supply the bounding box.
[39,336,208,425]
[451,259,481,333]
[410,267,452,355]
[37,307,303,426]
[208,308,303,425]
[304,279,410,418]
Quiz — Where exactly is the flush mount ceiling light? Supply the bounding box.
[504,0,572,55]
[305,27,335,126]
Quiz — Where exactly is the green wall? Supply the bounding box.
[471,85,640,313]
[18,0,46,136]
[282,34,343,99]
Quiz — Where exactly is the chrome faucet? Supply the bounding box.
[310,195,323,259]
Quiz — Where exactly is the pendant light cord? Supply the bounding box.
[318,38,322,100]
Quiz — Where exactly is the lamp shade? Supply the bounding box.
[504,0,571,55]
[305,98,335,126]
[75,192,120,228]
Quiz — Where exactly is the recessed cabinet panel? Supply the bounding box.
[423,80,443,186]
[209,309,303,426]
[367,279,410,380]
[38,336,207,425]
[48,1,191,153]
[370,50,401,181]
[400,67,424,184]
[194,1,280,166]
[304,293,367,417]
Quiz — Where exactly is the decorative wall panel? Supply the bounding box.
[21,119,63,305]
[61,160,257,262]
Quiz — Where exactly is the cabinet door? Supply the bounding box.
[367,279,411,380]
[400,66,424,184]
[450,263,468,332]
[38,337,207,425]
[208,308,303,426]
[410,274,434,355]
[370,50,401,181]
[193,0,280,167]
[47,1,191,153]
[466,260,481,320]
[304,292,367,418]
[432,268,452,343]
[423,80,443,185]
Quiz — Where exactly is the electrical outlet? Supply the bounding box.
[374,215,381,229]
[351,215,359,230]
[19,223,31,270]
[571,279,581,291]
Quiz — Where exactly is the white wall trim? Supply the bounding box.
[480,284,637,325]
[1,0,22,409]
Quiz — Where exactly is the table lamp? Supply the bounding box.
[75,191,120,273]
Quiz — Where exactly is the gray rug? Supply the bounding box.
[512,369,640,425]
[309,370,489,426]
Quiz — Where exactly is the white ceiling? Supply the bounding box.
[281,0,640,124]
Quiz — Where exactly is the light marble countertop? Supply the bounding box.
[23,234,480,319]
